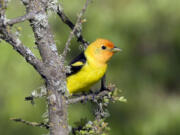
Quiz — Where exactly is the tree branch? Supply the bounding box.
[10,118,49,129]
[6,12,36,26]
[62,0,91,58]
[57,4,89,48]
[0,28,45,77]
[0,1,45,77]
[67,88,115,105]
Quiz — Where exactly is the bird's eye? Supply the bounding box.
[101,45,106,50]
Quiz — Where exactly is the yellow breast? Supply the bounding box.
[67,62,107,94]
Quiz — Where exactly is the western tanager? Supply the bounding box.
[66,38,121,94]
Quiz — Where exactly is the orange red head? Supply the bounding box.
[85,38,121,65]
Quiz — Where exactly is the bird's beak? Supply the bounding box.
[111,47,122,53]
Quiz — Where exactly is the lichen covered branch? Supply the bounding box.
[0,28,45,77]
[6,12,36,26]
[67,90,110,104]
[67,85,116,104]
[0,1,45,77]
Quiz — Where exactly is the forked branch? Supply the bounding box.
[0,28,45,77]
[62,0,91,58]
[57,2,90,50]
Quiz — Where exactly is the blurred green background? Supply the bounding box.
[0,0,180,134]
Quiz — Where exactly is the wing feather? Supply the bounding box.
[66,52,86,77]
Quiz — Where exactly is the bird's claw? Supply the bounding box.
[99,86,110,92]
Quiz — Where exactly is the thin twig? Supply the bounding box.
[61,0,91,57]
[25,94,47,101]
[25,94,47,104]
[10,118,49,129]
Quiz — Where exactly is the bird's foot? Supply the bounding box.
[99,86,110,92]
[89,89,94,94]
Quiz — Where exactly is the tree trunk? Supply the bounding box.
[47,81,68,135]
[21,0,69,134]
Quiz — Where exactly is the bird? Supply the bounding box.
[66,38,121,94]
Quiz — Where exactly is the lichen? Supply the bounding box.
[65,65,71,74]
[26,48,35,57]
[49,60,55,66]
[47,0,58,12]
[56,80,67,93]
[31,90,37,97]
[34,13,48,28]
[50,44,57,52]
[16,39,21,46]
[73,119,110,135]
[49,94,56,102]
[31,85,47,98]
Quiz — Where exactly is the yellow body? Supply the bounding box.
[67,56,107,94]
[66,38,120,94]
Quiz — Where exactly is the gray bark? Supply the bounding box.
[0,0,91,134]
[21,0,68,134]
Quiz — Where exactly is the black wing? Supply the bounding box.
[66,52,86,77]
